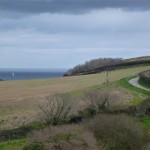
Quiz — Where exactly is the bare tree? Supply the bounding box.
[39,94,72,125]
[84,90,109,113]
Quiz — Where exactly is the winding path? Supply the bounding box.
[129,77,150,92]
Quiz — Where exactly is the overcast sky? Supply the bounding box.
[0,0,150,69]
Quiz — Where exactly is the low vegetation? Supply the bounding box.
[0,140,26,150]
[140,116,150,131]
[25,125,102,150]
[1,91,150,150]
[87,114,145,150]
[138,98,150,116]
[22,91,150,150]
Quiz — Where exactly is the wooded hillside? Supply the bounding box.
[64,56,150,76]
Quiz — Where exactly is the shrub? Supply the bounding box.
[0,125,32,142]
[87,114,145,150]
[23,142,43,150]
[79,107,96,119]
[27,125,104,150]
[83,90,109,113]
[69,115,83,123]
[38,94,73,125]
[139,70,150,85]
[138,98,150,116]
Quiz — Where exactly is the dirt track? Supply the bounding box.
[129,77,150,91]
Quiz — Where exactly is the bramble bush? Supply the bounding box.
[87,114,145,150]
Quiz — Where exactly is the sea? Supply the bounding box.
[0,68,66,81]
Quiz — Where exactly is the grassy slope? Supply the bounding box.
[0,65,150,103]
[0,65,149,129]
[117,77,150,107]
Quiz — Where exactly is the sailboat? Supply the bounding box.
[12,72,15,77]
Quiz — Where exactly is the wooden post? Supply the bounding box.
[106,70,110,109]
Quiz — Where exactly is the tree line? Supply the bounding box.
[64,57,150,76]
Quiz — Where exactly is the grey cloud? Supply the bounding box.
[0,9,150,50]
[1,9,150,34]
[0,0,150,14]
[0,4,150,68]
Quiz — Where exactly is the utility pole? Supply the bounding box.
[105,70,110,109]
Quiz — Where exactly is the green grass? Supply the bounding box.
[0,120,5,125]
[28,121,47,130]
[140,116,150,131]
[130,96,142,106]
[117,77,150,97]
[0,140,27,150]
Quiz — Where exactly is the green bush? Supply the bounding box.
[140,116,150,131]
[23,142,43,150]
[139,70,150,85]
[138,98,150,116]
[79,107,96,119]
[0,126,32,142]
[27,125,102,150]
[87,114,145,150]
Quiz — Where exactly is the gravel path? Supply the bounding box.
[129,77,150,92]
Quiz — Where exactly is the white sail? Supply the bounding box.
[12,72,15,77]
